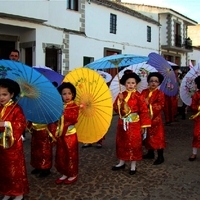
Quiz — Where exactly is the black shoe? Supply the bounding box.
[129,169,137,175]
[82,144,92,148]
[111,164,126,171]
[143,151,154,159]
[31,168,41,174]
[96,143,102,149]
[189,155,196,161]
[37,169,51,178]
[153,157,164,165]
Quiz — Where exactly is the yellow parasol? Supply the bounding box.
[63,67,113,143]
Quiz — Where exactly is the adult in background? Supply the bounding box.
[9,49,20,61]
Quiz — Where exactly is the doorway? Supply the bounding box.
[45,48,58,71]
[25,47,32,66]
[0,40,15,59]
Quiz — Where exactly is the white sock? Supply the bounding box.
[131,161,136,171]
[115,160,125,167]
[2,196,11,200]
[68,176,77,181]
[192,147,197,155]
[13,195,23,200]
[59,175,67,180]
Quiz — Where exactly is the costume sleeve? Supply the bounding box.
[113,94,131,118]
[11,106,26,141]
[151,91,165,117]
[138,94,151,128]
[48,121,58,140]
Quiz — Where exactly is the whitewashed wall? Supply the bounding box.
[46,0,81,30]
[35,26,63,66]
[188,48,200,65]
[84,2,159,61]
[0,0,48,21]
[159,14,168,46]
[0,0,160,71]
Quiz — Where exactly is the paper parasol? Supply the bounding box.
[180,63,200,106]
[148,52,179,96]
[63,67,113,143]
[109,62,157,102]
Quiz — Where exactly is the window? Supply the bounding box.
[83,56,94,66]
[147,26,151,42]
[110,14,117,34]
[175,23,181,47]
[67,0,78,11]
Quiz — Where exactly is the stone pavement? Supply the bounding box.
[1,111,200,200]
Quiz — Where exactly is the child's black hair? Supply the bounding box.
[0,78,20,100]
[194,76,200,90]
[57,82,76,100]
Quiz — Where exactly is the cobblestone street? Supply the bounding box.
[1,112,200,200]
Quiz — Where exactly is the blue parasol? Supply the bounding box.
[84,54,149,69]
[147,52,179,96]
[33,66,64,87]
[0,60,63,124]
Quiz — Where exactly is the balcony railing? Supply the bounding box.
[184,38,193,50]
[174,35,193,50]
[175,34,182,47]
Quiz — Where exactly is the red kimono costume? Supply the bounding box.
[113,90,151,161]
[163,94,178,123]
[28,122,57,170]
[55,101,79,177]
[0,101,29,197]
[141,88,166,150]
[190,91,200,148]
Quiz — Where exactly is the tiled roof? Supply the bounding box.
[91,0,160,25]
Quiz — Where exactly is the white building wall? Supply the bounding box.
[0,0,49,21]
[84,3,159,61]
[69,33,158,70]
[45,1,81,30]
[159,15,167,46]
[0,1,160,71]
[188,49,200,65]
[35,26,64,65]
[0,0,81,31]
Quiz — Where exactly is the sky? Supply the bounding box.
[121,0,200,23]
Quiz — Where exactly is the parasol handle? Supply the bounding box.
[116,65,122,92]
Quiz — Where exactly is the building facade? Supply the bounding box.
[0,0,159,75]
[121,2,198,68]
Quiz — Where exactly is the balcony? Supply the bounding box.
[184,37,193,50]
[175,34,182,47]
[161,35,193,53]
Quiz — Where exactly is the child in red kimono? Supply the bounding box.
[188,76,200,161]
[163,66,180,125]
[141,72,166,165]
[0,79,28,200]
[55,82,79,184]
[27,122,57,177]
[112,70,151,175]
